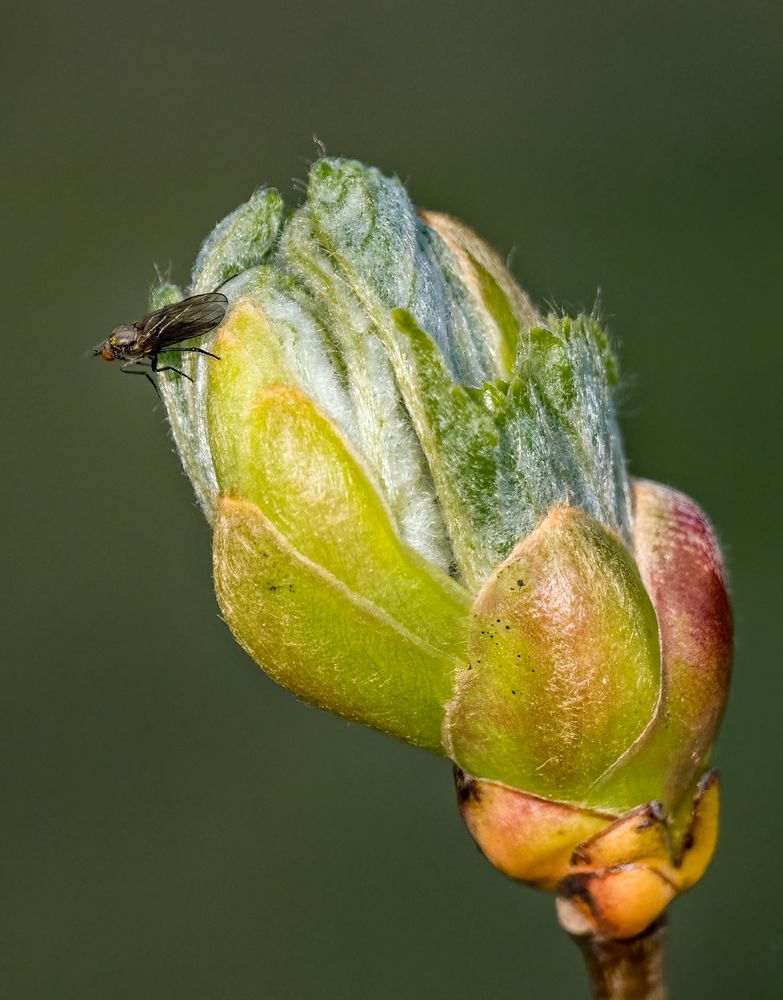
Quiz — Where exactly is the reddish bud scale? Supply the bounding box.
[458,770,720,940]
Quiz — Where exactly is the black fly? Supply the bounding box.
[93,292,227,391]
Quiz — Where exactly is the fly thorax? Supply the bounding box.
[110,325,139,351]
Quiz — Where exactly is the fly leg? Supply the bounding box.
[120,359,159,396]
[151,354,193,382]
[158,347,221,360]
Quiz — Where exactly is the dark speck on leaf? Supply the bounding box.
[517,579,525,587]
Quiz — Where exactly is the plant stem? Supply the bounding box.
[571,920,666,999]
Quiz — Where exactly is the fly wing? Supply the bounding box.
[138,292,228,350]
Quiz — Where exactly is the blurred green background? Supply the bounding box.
[3,1,781,996]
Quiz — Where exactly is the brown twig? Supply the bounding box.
[571,920,666,999]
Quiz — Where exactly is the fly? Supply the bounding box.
[93,292,227,391]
